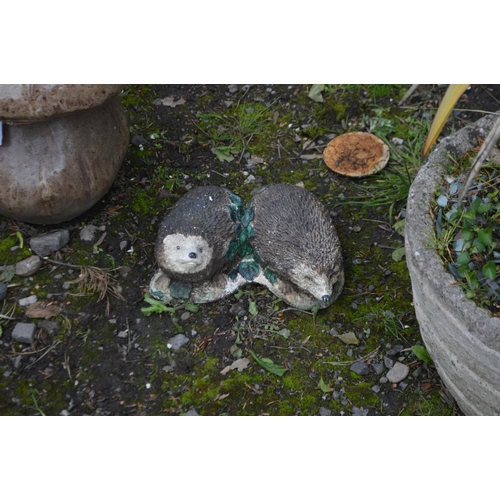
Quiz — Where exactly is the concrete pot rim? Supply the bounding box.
[406,112,500,353]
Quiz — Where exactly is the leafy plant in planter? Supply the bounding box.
[405,107,500,415]
[431,157,500,313]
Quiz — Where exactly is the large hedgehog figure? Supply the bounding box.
[250,184,344,309]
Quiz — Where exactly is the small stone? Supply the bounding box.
[387,344,403,357]
[62,282,72,290]
[384,356,394,369]
[79,225,99,243]
[117,331,129,338]
[18,295,38,307]
[11,323,36,344]
[350,361,370,376]
[13,356,23,370]
[230,302,246,318]
[243,174,256,185]
[380,376,388,384]
[371,385,380,393]
[120,241,128,251]
[180,312,190,321]
[319,407,332,416]
[30,230,70,256]
[386,362,410,383]
[0,283,7,301]
[15,255,42,277]
[352,406,369,416]
[372,362,384,375]
[131,135,147,146]
[228,84,238,94]
[167,334,189,351]
[185,409,200,416]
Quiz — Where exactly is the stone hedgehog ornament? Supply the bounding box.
[149,183,344,310]
[151,185,247,303]
[250,184,344,310]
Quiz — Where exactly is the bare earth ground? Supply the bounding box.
[1,84,499,416]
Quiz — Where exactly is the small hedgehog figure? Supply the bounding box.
[250,184,344,310]
[155,186,238,282]
[151,186,245,302]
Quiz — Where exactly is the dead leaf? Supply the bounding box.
[336,331,360,345]
[220,357,250,375]
[153,96,186,107]
[25,301,63,319]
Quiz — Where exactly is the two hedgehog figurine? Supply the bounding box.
[150,184,344,311]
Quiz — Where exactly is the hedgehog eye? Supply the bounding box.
[176,246,180,250]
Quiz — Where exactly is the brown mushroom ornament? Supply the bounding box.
[323,132,389,177]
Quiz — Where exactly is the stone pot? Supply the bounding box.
[0,84,128,224]
[405,112,500,415]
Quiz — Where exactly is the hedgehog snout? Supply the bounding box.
[188,252,198,259]
[321,294,330,303]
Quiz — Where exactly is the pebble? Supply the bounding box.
[387,344,404,356]
[180,312,190,321]
[15,255,42,277]
[185,409,200,416]
[384,356,394,369]
[0,283,7,301]
[243,174,256,185]
[30,229,70,256]
[352,406,369,416]
[120,241,128,251]
[350,361,370,376]
[230,302,246,318]
[372,362,384,375]
[18,295,38,307]
[228,84,238,94]
[79,225,99,243]
[386,362,410,383]
[371,385,380,393]
[380,376,388,384]
[319,407,332,416]
[12,323,36,344]
[167,334,189,351]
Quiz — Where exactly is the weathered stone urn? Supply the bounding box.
[0,84,129,224]
[405,113,500,415]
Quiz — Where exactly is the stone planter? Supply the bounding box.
[0,84,129,224]
[405,113,500,415]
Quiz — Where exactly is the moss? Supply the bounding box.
[0,236,32,265]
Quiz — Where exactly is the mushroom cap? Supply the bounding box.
[323,132,390,177]
[0,84,125,122]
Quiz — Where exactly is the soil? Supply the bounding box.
[1,84,499,416]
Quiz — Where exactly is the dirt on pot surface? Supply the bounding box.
[1,84,498,416]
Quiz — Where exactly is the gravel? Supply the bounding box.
[350,361,370,376]
[386,362,410,383]
[30,230,70,256]
[15,255,42,277]
[11,323,36,344]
